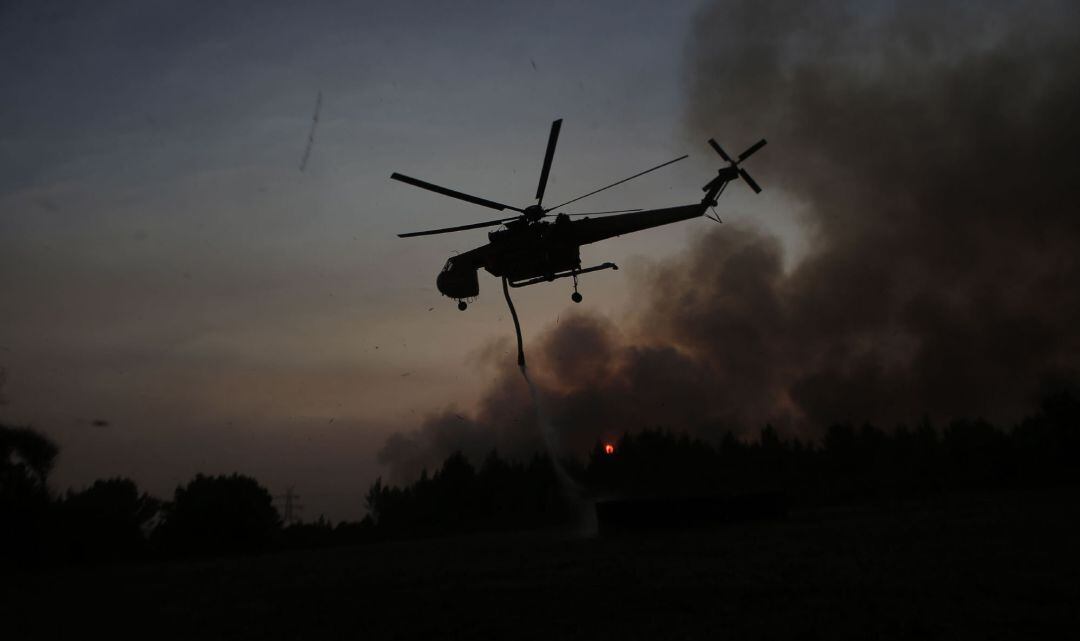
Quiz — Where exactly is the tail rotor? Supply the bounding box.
[703,138,766,194]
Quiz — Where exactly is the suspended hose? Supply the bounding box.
[502,276,526,367]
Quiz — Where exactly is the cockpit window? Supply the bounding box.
[441,259,455,273]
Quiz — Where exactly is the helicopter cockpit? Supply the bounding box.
[435,257,480,306]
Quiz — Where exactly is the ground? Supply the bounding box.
[5,488,1079,640]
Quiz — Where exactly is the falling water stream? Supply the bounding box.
[501,278,592,531]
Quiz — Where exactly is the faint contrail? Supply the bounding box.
[299,90,322,172]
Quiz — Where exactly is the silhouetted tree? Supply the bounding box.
[1,423,58,566]
[364,449,579,537]
[1,423,58,492]
[280,514,379,549]
[58,478,160,562]
[154,474,280,556]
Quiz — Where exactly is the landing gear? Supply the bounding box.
[571,271,583,303]
[457,300,468,311]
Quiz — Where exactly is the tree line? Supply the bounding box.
[3,390,1079,567]
[1,423,379,568]
[366,390,1080,534]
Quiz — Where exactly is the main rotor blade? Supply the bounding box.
[535,119,562,204]
[708,138,732,163]
[739,168,762,193]
[560,208,643,216]
[390,173,525,213]
[545,154,689,212]
[738,139,767,162]
[397,216,517,238]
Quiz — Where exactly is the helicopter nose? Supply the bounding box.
[437,264,480,299]
[436,269,453,295]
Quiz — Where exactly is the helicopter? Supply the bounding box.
[391,119,766,310]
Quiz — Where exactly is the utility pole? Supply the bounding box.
[276,486,303,525]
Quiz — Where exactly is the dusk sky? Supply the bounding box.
[1,0,795,519]
[5,1,1078,522]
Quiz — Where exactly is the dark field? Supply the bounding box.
[6,488,1079,640]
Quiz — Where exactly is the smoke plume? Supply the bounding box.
[380,0,1080,480]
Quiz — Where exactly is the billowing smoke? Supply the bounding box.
[380,0,1080,480]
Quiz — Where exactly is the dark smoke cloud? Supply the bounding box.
[380,0,1080,480]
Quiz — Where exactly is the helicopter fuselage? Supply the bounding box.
[435,202,709,300]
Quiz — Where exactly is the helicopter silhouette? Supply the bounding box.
[392,119,766,310]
